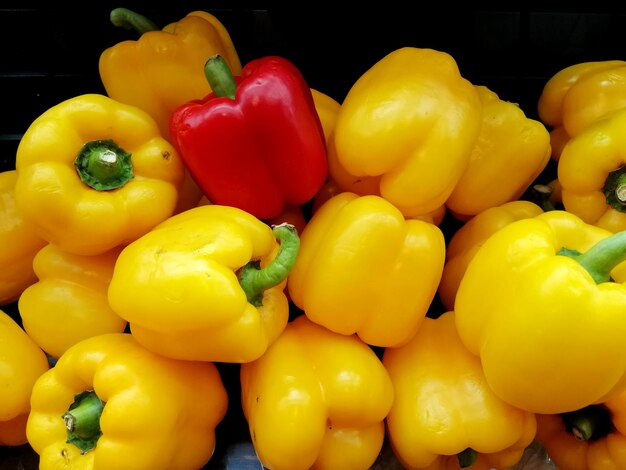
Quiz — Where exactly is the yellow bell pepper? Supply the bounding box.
[538,60,626,161]
[549,125,571,162]
[14,93,184,256]
[383,311,537,470]
[0,170,47,305]
[330,46,481,218]
[240,314,394,470]
[558,107,626,233]
[18,244,127,359]
[27,333,228,470]
[99,8,242,214]
[108,204,300,363]
[308,89,346,220]
[198,194,308,241]
[455,210,626,414]
[403,452,537,470]
[287,191,445,347]
[99,7,242,140]
[326,141,448,225]
[445,85,551,220]
[438,200,544,311]
[0,309,49,446]
[310,88,341,144]
[536,390,626,470]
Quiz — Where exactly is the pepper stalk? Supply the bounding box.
[109,7,158,34]
[239,223,300,307]
[558,230,626,284]
[62,390,104,454]
[204,54,237,100]
[560,404,615,442]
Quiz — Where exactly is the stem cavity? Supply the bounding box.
[561,404,614,442]
[603,167,626,212]
[457,448,477,468]
[74,139,133,191]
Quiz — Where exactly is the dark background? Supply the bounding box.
[2,3,625,468]
[3,3,626,172]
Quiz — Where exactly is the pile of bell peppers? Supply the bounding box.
[5,6,626,470]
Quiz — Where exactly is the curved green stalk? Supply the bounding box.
[62,390,104,454]
[239,223,300,307]
[110,7,158,35]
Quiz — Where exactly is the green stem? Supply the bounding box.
[569,231,626,284]
[560,404,614,442]
[204,55,237,100]
[570,415,595,441]
[110,7,158,35]
[62,390,104,454]
[239,223,300,307]
[457,448,477,468]
[603,167,626,212]
[74,139,133,191]
[531,184,557,212]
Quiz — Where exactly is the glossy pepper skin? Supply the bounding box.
[558,107,626,233]
[326,140,448,225]
[438,200,544,311]
[197,194,308,236]
[14,93,184,256]
[310,88,341,144]
[383,312,537,470]
[330,47,481,218]
[170,55,328,220]
[240,315,394,470]
[537,60,626,161]
[19,244,127,359]
[287,192,445,347]
[446,85,551,220]
[99,8,242,214]
[108,204,300,363]
[0,170,47,305]
[0,309,49,446]
[27,333,228,470]
[99,7,242,140]
[536,391,626,470]
[455,210,626,414]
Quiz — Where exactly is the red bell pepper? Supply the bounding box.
[169,55,328,220]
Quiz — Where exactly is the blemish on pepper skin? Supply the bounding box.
[162,151,171,160]
[61,448,70,464]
